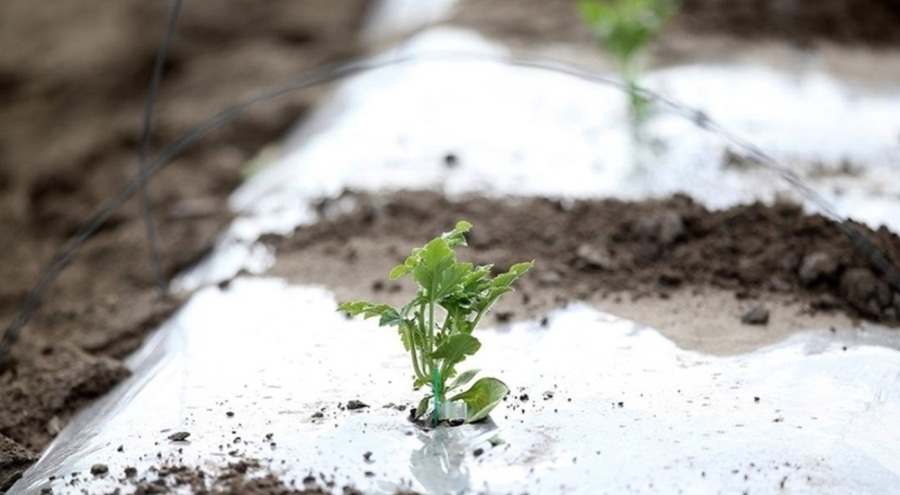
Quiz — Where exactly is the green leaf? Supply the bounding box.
[431,334,481,372]
[474,261,534,312]
[577,0,675,66]
[336,300,368,315]
[413,375,428,389]
[337,302,401,326]
[438,263,473,301]
[447,369,480,392]
[389,263,410,280]
[492,261,534,289]
[378,308,404,327]
[413,238,454,299]
[462,265,492,291]
[390,247,423,280]
[412,239,472,303]
[442,220,472,247]
[448,377,509,423]
[397,322,413,352]
[414,395,432,420]
[456,319,476,334]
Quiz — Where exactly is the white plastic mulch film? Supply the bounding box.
[173,27,900,292]
[12,5,900,495]
[14,279,900,494]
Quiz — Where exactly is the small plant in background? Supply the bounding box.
[577,0,677,121]
[339,221,533,427]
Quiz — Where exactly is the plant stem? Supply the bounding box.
[407,325,426,382]
[428,301,435,352]
[621,57,649,123]
[417,304,430,372]
[470,296,498,330]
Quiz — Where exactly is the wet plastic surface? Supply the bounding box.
[13,278,900,493]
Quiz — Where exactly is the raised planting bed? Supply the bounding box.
[4,1,900,493]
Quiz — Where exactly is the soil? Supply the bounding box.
[0,0,369,490]
[3,0,900,493]
[0,437,32,492]
[268,190,900,347]
[448,0,900,90]
[450,0,900,47]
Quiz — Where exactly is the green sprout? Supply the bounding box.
[577,0,676,121]
[338,221,533,427]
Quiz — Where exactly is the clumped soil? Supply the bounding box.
[0,0,369,489]
[269,190,900,327]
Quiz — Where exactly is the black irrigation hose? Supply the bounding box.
[1,51,898,367]
[138,0,184,296]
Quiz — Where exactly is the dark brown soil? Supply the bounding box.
[0,0,369,489]
[0,437,33,492]
[270,190,900,327]
[451,0,900,46]
[678,0,900,45]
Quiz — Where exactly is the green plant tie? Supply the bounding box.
[432,366,441,426]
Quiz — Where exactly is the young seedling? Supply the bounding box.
[577,0,676,121]
[338,221,533,427]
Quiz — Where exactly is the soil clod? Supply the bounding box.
[576,244,616,270]
[799,251,839,285]
[90,463,108,476]
[346,400,368,410]
[167,431,191,442]
[841,268,892,317]
[443,153,459,168]
[633,211,685,246]
[741,306,770,325]
[0,433,36,491]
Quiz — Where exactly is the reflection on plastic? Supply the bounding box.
[11,278,900,494]
[408,429,469,495]
[376,421,497,495]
